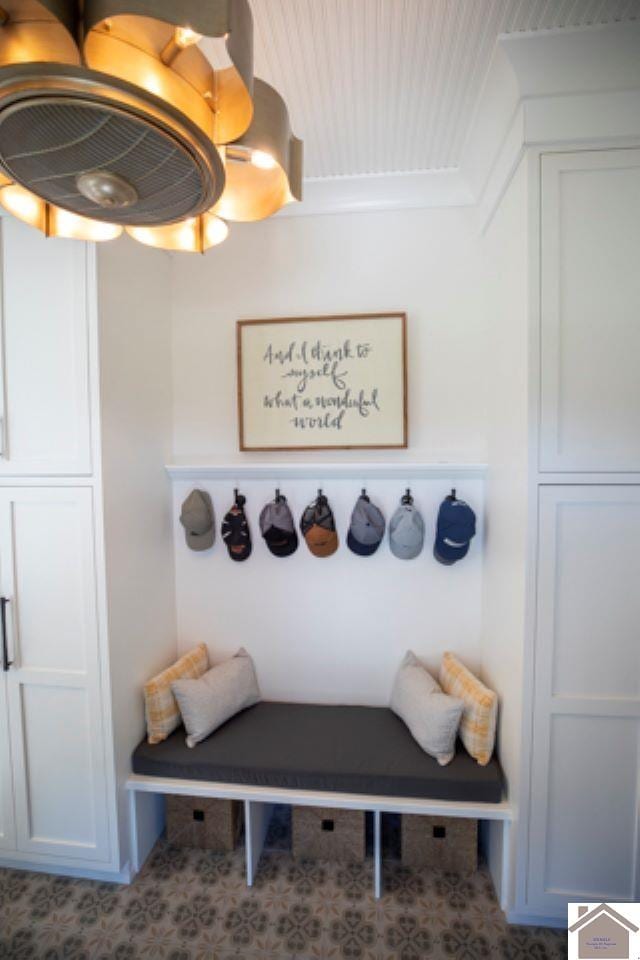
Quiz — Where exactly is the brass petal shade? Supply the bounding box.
[0,0,303,251]
[83,0,254,144]
[215,78,303,223]
[0,1,80,67]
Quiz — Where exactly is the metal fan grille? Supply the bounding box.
[0,100,210,225]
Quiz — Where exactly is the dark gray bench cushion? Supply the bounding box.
[132,701,504,804]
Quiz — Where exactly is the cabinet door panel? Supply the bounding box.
[0,487,110,862]
[539,149,640,471]
[527,486,640,916]
[0,674,15,852]
[19,683,98,849]
[0,219,92,475]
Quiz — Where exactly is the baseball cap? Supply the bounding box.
[221,493,252,562]
[434,495,476,565]
[259,495,298,558]
[389,497,425,560]
[347,494,385,556]
[180,489,214,551]
[300,493,338,558]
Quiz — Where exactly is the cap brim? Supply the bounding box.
[305,531,339,557]
[433,538,470,564]
[265,532,299,557]
[186,529,214,551]
[390,539,423,560]
[347,530,381,556]
[225,542,252,561]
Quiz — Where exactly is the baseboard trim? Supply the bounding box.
[0,856,132,885]
[507,910,567,929]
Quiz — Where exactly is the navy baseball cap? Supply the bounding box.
[434,496,476,565]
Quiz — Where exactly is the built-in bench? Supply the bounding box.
[127,701,513,900]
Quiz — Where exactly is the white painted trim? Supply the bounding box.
[166,462,488,482]
[506,911,567,929]
[126,775,512,820]
[0,854,132,884]
[277,169,473,218]
[245,800,274,887]
[86,242,122,874]
[373,810,382,900]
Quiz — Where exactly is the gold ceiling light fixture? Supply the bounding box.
[0,0,303,252]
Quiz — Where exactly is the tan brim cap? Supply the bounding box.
[305,526,339,558]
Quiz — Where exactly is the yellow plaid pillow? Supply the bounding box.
[439,652,497,766]
[144,643,209,744]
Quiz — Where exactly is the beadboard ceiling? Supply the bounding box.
[250,0,639,179]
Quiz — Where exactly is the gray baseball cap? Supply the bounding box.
[389,503,425,559]
[259,497,298,557]
[347,495,385,556]
[180,489,214,551]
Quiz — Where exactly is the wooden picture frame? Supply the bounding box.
[237,312,408,451]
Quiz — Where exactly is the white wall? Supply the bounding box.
[479,157,529,902]
[171,206,487,464]
[169,206,490,702]
[97,236,177,868]
[173,474,484,704]
[480,158,529,802]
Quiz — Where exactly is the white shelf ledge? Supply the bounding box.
[165,462,488,481]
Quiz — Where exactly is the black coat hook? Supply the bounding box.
[401,488,413,505]
[361,488,369,501]
[449,488,457,502]
[275,488,281,502]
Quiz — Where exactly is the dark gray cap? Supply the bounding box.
[180,489,214,551]
[347,496,385,556]
[259,497,298,557]
[389,503,425,559]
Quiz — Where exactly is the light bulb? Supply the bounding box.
[175,26,202,49]
[160,26,203,66]
[127,214,228,253]
[0,184,46,230]
[251,150,277,170]
[202,214,228,249]
[49,207,122,242]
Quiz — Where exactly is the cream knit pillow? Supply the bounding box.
[172,648,260,748]
[390,651,464,765]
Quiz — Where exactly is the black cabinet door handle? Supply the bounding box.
[1,597,11,672]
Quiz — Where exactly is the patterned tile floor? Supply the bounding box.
[0,808,567,960]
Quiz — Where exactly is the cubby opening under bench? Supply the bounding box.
[127,701,513,902]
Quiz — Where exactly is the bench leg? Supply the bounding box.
[245,800,274,887]
[129,790,165,879]
[373,810,382,899]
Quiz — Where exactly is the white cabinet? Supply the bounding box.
[539,149,640,472]
[0,218,92,476]
[0,221,175,882]
[526,485,640,913]
[0,487,112,863]
[514,146,640,922]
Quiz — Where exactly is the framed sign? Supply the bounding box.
[237,312,407,451]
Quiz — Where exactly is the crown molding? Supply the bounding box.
[274,22,640,222]
[276,169,473,218]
